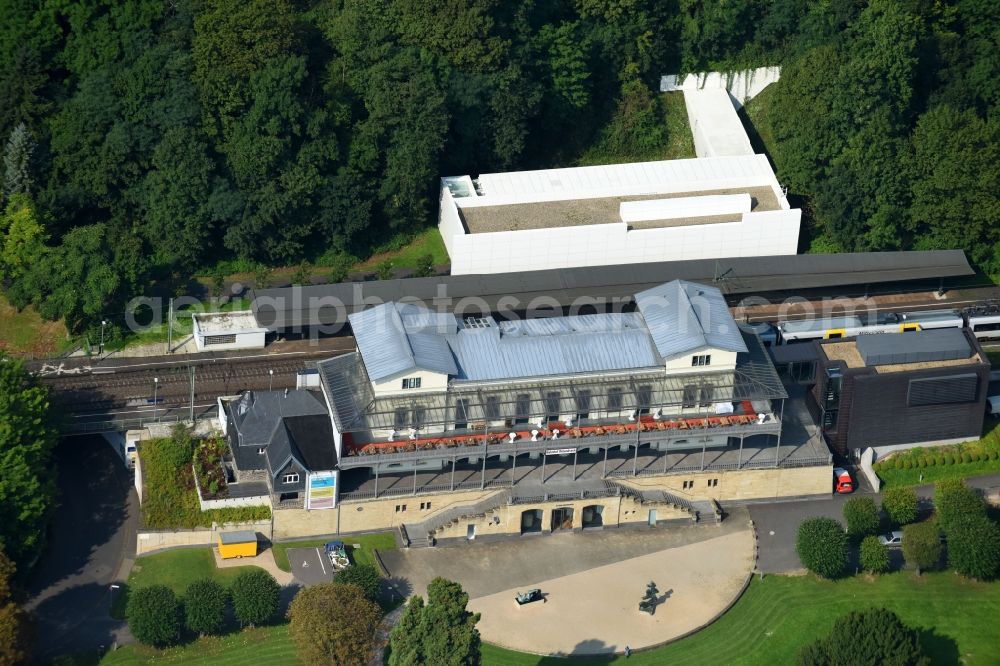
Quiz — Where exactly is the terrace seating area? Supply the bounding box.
[344,401,771,458]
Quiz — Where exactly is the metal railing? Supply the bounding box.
[61,413,212,434]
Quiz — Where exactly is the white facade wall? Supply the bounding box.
[438,188,465,256]
[372,368,449,397]
[660,66,781,109]
[194,328,266,351]
[447,208,800,275]
[663,348,738,372]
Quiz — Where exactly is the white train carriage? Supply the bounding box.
[966,305,1000,341]
[776,310,963,345]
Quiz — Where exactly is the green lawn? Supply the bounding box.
[351,227,448,272]
[100,625,297,666]
[271,531,396,572]
[111,548,268,619]
[0,292,71,355]
[99,571,1000,665]
[482,572,1000,665]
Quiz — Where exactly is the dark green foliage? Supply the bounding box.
[796,608,928,666]
[795,517,848,579]
[947,514,1000,581]
[230,569,280,627]
[376,261,394,281]
[902,521,943,575]
[389,577,481,666]
[184,578,228,636]
[334,564,382,603]
[881,486,919,527]
[162,426,194,469]
[935,479,986,532]
[126,585,181,647]
[414,253,435,278]
[859,536,891,574]
[843,497,880,540]
[3,122,34,198]
[0,354,57,573]
[0,546,33,665]
[290,261,311,286]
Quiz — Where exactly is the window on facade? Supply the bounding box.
[636,385,652,415]
[576,390,591,421]
[699,385,714,408]
[204,334,237,346]
[514,394,531,424]
[484,395,501,420]
[282,473,299,484]
[393,408,408,430]
[707,478,718,488]
[691,354,711,367]
[545,392,561,422]
[412,406,426,428]
[682,480,693,490]
[607,387,624,411]
[454,399,469,429]
[682,385,698,409]
[401,377,422,389]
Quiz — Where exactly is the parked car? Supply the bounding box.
[834,467,854,494]
[878,531,903,547]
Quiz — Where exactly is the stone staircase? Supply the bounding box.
[402,490,512,547]
[603,480,702,522]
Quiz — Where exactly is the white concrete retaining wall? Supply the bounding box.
[684,88,755,158]
[661,67,781,108]
[136,520,273,556]
[197,493,271,511]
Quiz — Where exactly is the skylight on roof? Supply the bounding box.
[463,317,494,329]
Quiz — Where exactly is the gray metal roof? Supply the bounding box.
[635,281,748,358]
[856,329,973,366]
[447,314,662,381]
[348,303,458,381]
[219,530,257,544]
[251,250,973,330]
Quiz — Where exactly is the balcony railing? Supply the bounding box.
[338,413,781,469]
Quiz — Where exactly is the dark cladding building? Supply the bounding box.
[811,328,989,456]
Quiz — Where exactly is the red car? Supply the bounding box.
[834,467,854,494]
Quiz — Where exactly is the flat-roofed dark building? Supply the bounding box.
[811,328,989,456]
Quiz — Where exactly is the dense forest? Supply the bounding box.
[0,0,997,338]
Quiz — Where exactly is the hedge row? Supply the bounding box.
[873,421,1000,473]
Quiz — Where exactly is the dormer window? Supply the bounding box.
[282,473,299,484]
[257,447,265,455]
[401,377,422,389]
[692,354,712,367]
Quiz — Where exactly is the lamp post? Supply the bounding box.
[100,320,107,355]
[153,377,160,422]
[269,368,274,391]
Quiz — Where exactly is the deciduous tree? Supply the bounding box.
[859,535,891,574]
[881,486,919,527]
[843,497,880,541]
[389,577,481,666]
[230,569,280,627]
[947,514,1000,581]
[796,608,928,666]
[795,517,848,579]
[902,521,942,575]
[289,582,382,666]
[334,563,382,602]
[126,585,181,647]
[184,578,228,636]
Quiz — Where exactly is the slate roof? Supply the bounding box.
[227,390,336,476]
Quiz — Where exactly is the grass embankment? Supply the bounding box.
[875,419,1000,488]
[0,293,70,355]
[349,227,448,272]
[110,548,265,619]
[271,531,396,573]
[576,92,695,166]
[99,571,1000,665]
[139,437,271,529]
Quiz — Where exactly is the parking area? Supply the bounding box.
[287,547,333,586]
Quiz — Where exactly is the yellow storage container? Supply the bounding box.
[217,530,258,559]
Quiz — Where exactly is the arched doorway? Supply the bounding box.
[521,509,543,535]
[581,505,604,528]
[551,507,574,531]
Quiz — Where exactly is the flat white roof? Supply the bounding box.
[193,310,266,334]
[468,154,777,204]
[684,88,755,157]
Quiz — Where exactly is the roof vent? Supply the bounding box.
[463,317,494,330]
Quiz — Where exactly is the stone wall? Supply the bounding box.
[624,464,831,502]
[136,519,273,556]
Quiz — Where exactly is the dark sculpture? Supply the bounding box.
[638,581,659,615]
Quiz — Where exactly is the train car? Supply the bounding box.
[777,316,864,344]
[966,304,1000,342]
[863,309,964,334]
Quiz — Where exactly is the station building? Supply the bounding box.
[279,279,832,543]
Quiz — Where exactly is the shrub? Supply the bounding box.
[290,261,311,286]
[902,521,943,575]
[231,569,280,626]
[902,459,912,470]
[126,586,181,647]
[859,536,890,574]
[163,425,194,468]
[843,497,880,540]
[947,514,1000,580]
[881,486,918,527]
[184,578,229,636]
[335,563,383,602]
[923,456,934,467]
[937,455,947,466]
[289,583,382,666]
[796,608,926,666]
[962,452,973,464]
[376,261,394,280]
[990,450,999,461]
[935,479,986,532]
[414,253,435,278]
[796,517,848,579]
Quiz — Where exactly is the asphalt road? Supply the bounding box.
[288,547,334,586]
[26,436,137,657]
[747,473,1000,574]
